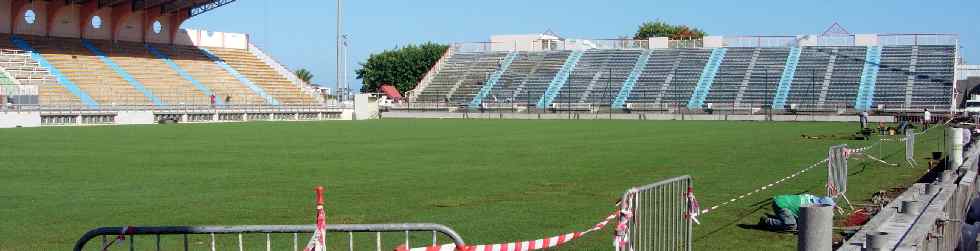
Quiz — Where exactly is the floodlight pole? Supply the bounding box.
[336,0,343,101]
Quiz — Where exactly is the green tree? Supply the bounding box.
[634,20,707,40]
[294,68,314,84]
[357,42,449,94]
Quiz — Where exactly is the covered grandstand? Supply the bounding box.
[0,0,360,128]
[407,32,960,114]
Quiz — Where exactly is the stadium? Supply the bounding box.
[2,1,980,251]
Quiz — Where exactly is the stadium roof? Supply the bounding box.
[64,0,235,17]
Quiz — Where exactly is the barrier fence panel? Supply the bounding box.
[620,175,694,251]
[73,224,466,251]
[906,129,917,166]
[827,144,848,198]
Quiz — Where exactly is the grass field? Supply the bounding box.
[0,119,944,250]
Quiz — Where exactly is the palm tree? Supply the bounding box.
[294,68,314,84]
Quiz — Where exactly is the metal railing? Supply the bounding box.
[621,175,694,251]
[74,224,466,251]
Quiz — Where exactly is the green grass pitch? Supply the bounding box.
[0,119,942,250]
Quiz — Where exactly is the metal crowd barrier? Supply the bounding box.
[622,175,694,251]
[73,224,466,251]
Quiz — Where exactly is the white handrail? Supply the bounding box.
[246,43,326,104]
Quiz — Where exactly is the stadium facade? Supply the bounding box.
[0,0,376,128]
[406,32,965,115]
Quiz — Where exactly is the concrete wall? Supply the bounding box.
[144,18,170,44]
[83,9,111,40]
[703,36,724,48]
[49,6,81,38]
[855,34,880,46]
[354,94,379,120]
[490,34,560,52]
[115,111,155,125]
[173,28,194,46]
[0,111,41,128]
[115,11,143,42]
[14,4,47,36]
[0,0,11,34]
[649,37,669,49]
[181,28,249,49]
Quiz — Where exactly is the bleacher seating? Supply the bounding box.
[0,35,79,107]
[412,44,956,112]
[415,52,508,104]
[25,36,153,107]
[687,48,726,109]
[151,44,266,105]
[0,35,321,109]
[491,51,571,105]
[538,50,584,108]
[205,47,319,105]
[553,50,641,105]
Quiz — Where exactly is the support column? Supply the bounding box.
[44,0,67,37]
[798,204,833,251]
[167,9,189,45]
[10,0,29,34]
[78,1,98,39]
[947,127,965,168]
[109,4,132,42]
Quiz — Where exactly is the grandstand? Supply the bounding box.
[0,0,371,128]
[408,33,959,113]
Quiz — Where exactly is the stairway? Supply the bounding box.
[612,50,652,109]
[470,51,518,106]
[654,53,684,106]
[734,48,761,107]
[771,47,802,109]
[817,48,838,108]
[536,50,585,108]
[145,44,217,106]
[579,71,605,103]
[905,46,918,109]
[687,48,727,109]
[854,46,882,111]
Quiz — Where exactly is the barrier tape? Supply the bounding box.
[398,212,619,251]
[699,142,878,215]
[101,226,134,251]
[304,187,327,251]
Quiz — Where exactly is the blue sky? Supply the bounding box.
[184,0,978,92]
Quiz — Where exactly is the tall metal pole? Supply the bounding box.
[336,0,343,100]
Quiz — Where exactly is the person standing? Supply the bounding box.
[209,93,216,108]
[923,109,932,129]
[859,111,869,130]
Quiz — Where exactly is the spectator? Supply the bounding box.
[225,95,232,104]
[923,109,932,128]
[859,111,869,129]
[209,94,216,108]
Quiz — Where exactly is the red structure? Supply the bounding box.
[3,0,234,44]
[380,84,403,102]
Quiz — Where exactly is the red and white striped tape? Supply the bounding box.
[397,212,619,251]
[699,143,879,215]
